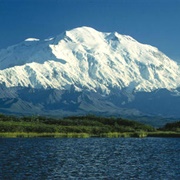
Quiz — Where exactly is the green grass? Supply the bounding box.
[0,114,179,138]
[0,132,91,138]
[148,131,180,138]
[0,131,179,138]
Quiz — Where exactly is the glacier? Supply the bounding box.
[0,26,180,123]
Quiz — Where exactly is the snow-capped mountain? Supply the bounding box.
[1,26,180,92]
[0,26,180,122]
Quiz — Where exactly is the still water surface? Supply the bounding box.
[0,138,179,180]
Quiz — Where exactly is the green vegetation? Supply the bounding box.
[159,121,180,132]
[0,114,179,138]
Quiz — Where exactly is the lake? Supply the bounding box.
[0,138,179,179]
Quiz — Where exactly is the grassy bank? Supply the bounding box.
[0,114,179,138]
[0,131,179,138]
[0,132,91,138]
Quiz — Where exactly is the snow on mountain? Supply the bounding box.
[25,38,40,42]
[0,26,180,94]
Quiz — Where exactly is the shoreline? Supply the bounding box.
[1,114,179,138]
[0,131,179,138]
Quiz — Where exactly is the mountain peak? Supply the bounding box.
[0,27,180,93]
[1,27,180,118]
[66,26,100,34]
[25,38,40,42]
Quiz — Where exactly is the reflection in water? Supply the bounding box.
[0,138,179,179]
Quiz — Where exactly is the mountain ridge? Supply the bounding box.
[0,26,180,92]
[0,26,180,122]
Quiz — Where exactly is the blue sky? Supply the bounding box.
[0,0,180,61]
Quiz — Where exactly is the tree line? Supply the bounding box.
[0,114,179,137]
